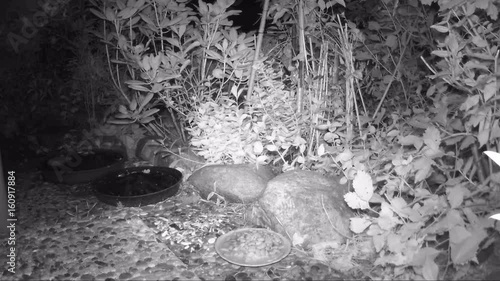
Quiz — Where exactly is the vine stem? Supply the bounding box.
[371,34,409,120]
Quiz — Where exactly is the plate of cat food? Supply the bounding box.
[215,228,291,267]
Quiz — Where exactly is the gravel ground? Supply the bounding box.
[0,172,352,281]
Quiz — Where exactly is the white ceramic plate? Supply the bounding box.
[215,228,291,267]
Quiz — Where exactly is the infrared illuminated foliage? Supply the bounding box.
[87,0,500,279]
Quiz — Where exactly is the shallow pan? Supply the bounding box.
[93,166,182,207]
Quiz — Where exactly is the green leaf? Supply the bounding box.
[387,130,400,138]
[468,112,486,127]
[411,247,440,267]
[448,119,464,132]
[422,259,439,280]
[117,7,138,19]
[350,217,372,234]
[334,0,346,7]
[377,202,399,230]
[184,41,201,54]
[386,232,404,253]
[385,34,398,50]
[138,116,155,124]
[105,7,116,21]
[180,59,191,73]
[464,61,489,71]
[318,0,326,10]
[486,4,498,20]
[150,54,161,71]
[253,141,263,155]
[139,12,155,26]
[446,186,465,208]
[151,83,163,93]
[160,15,183,28]
[471,35,488,48]
[450,225,486,264]
[124,15,141,27]
[317,143,326,156]
[372,233,386,252]
[431,50,450,58]
[140,55,151,71]
[426,209,463,234]
[399,135,423,150]
[165,37,180,48]
[426,84,436,97]
[430,24,449,33]
[459,135,475,151]
[477,128,489,148]
[256,155,268,165]
[127,0,136,9]
[116,0,126,10]
[462,156,473,175]
[205,49,223,61]
[468,52,495,61]
[129,99,137,111]
[265,144,277,152]
[198,0,208,15]
[483,80,496,101]
[134,0,146,9]
[139,108,160,118]
[353,171,373,201]
[118,104,128,114]
[128,84,150,92]
[90,8,106,20]
[423,126,441,151]
[154,72,181,83]
[344,192,370,210]
[177,24,186,38]
[139,92,154,111]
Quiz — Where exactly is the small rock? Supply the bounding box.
[180,270,196,279]
[94,260,108,267]
[118,272,133,279]
[80,273,94,280]
[154,263,175,271]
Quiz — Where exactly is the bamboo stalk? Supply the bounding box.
[245,0,270,107]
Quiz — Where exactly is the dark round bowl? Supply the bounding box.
[93,166,182,207]
[42,149,127,184]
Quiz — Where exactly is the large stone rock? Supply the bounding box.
[251,170,353,246]
[188,164,275,203]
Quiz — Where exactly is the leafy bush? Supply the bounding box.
[86,0,500,279]
[332,0,500,279]
[88,0,255,145]
[188,60,306,166]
